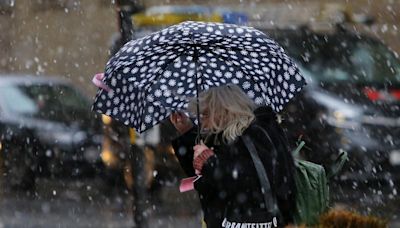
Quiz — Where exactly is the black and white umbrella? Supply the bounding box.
[92,21,306,133]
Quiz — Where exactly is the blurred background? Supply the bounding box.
[0,0,399,92]
[0,0,399,227]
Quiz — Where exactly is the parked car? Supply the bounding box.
[0,75,106,190]
[265,25,400,182]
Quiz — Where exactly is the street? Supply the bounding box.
[0,177,399,227]
[0,0,400,227]
[0,178,201,228]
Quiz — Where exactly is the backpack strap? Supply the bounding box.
[292,139,348,180]
[292,141,306,158]
[327,149,348,179]
[242,132,281,216]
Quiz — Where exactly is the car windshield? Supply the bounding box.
[276,33,400,84]
[0,83,91,122]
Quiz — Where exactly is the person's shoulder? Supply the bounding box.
[253,106,276,122]
[240,106,276,140]
[243,121,267,138]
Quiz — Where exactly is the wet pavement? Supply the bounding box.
[0,178,399,227]
[0,178,201,228]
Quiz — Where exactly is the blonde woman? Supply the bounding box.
[170,84,297,228]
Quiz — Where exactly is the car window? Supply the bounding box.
[350,42,400,83]
[0,86,39,114]
[0,84,91,122]
[276,34,400,84]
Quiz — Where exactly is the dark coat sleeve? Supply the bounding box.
[193,155,235,201]
[192,140,253,201]
[171,128,197,177]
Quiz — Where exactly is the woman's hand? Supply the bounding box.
[193,142,214,175]
[193,141,209,159]
[169,112,193,135]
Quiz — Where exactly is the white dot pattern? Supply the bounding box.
[92,21,306,133]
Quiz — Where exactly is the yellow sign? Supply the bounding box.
[132,13,222,27]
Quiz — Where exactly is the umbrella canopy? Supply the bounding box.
[92,21,306,133]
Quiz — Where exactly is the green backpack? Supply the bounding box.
[292,141,348,226]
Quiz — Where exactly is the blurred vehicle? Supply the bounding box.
[0,75,107,190]
[264,25,400,182]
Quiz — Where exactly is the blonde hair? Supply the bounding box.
[188,84,256,143]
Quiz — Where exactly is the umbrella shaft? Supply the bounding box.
[193,47,202,144]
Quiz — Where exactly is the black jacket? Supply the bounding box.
[172,106,297,228]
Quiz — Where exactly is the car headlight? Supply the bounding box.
[39,131,87,145]
[84,146,101,163]
[100,149,119,168]
[312,91,364,128]
[324,113,361,129]
[39,131,73,145]
[102,114,112,125]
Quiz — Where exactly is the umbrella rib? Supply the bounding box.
[145,48,189,89]
[204,48,270,105]
[148,50,196,96]
[205,47,261,85]
[138,48,189,132]
[121,33,271,69]
[131,37,224,64]
[211,35,280,53]
[127,43,187,65]
[210,43,277,57]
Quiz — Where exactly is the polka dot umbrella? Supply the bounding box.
[92,21,306,134]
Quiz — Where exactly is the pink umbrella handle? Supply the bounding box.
[92,73,111,92]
